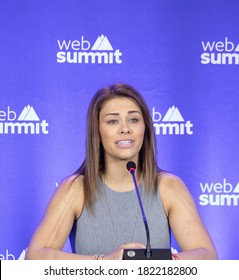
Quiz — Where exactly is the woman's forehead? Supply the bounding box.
[100,97,141,113]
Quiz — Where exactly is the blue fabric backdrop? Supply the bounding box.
[0,0,238,260]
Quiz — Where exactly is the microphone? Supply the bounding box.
[126,161,152,258]
[123,161,172,260]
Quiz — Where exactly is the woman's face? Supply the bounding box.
[99,97,145,165]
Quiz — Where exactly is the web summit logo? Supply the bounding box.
[201,37,239,65]
[0,249,27,260]
[0,105,49,135]
[199,179,239,206]
[152,106,193,135]
[57,34,122,64]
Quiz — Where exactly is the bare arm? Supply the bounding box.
[159,173,218,260]
[25,175,145,260]
[25,176,92,260]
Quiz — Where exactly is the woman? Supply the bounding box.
[25,83,217,260]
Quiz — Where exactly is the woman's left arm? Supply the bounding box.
[159,173,218,260]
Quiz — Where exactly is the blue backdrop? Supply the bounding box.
[0,0,238,260]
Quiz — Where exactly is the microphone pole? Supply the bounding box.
[126,161,152,258]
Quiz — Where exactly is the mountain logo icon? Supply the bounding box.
[18,249,27,259]
[162,106,184,122]
[233,182,239,193]
[235,44,239,51]
[18,105,40,121]
[91,34,113,51]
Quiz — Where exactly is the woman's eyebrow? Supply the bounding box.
[104,110,142,117]
[128,110,142,115]
[104,112,119,117]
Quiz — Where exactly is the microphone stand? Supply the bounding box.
[123,161,172,260]
[129,167,152,258]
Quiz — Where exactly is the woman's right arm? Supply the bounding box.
[25,175,92,260]
[25,175,146,260]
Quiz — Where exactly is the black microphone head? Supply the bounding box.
[126,161,136,172]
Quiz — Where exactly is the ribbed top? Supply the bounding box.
[72,178,170,255]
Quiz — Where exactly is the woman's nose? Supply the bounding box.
[120,122,131,134]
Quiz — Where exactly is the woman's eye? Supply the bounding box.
[129,118,139,123]
[107,119,118,124]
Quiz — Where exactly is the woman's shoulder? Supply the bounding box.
[156,172,188,215]
[60,174,84,190]
[57,175,85,216]
[157,172,185,190]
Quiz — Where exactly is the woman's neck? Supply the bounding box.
[101,161,142,192]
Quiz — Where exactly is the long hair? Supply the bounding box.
[74,83,159,210]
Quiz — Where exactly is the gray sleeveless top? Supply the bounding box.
[72,178,170,255]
